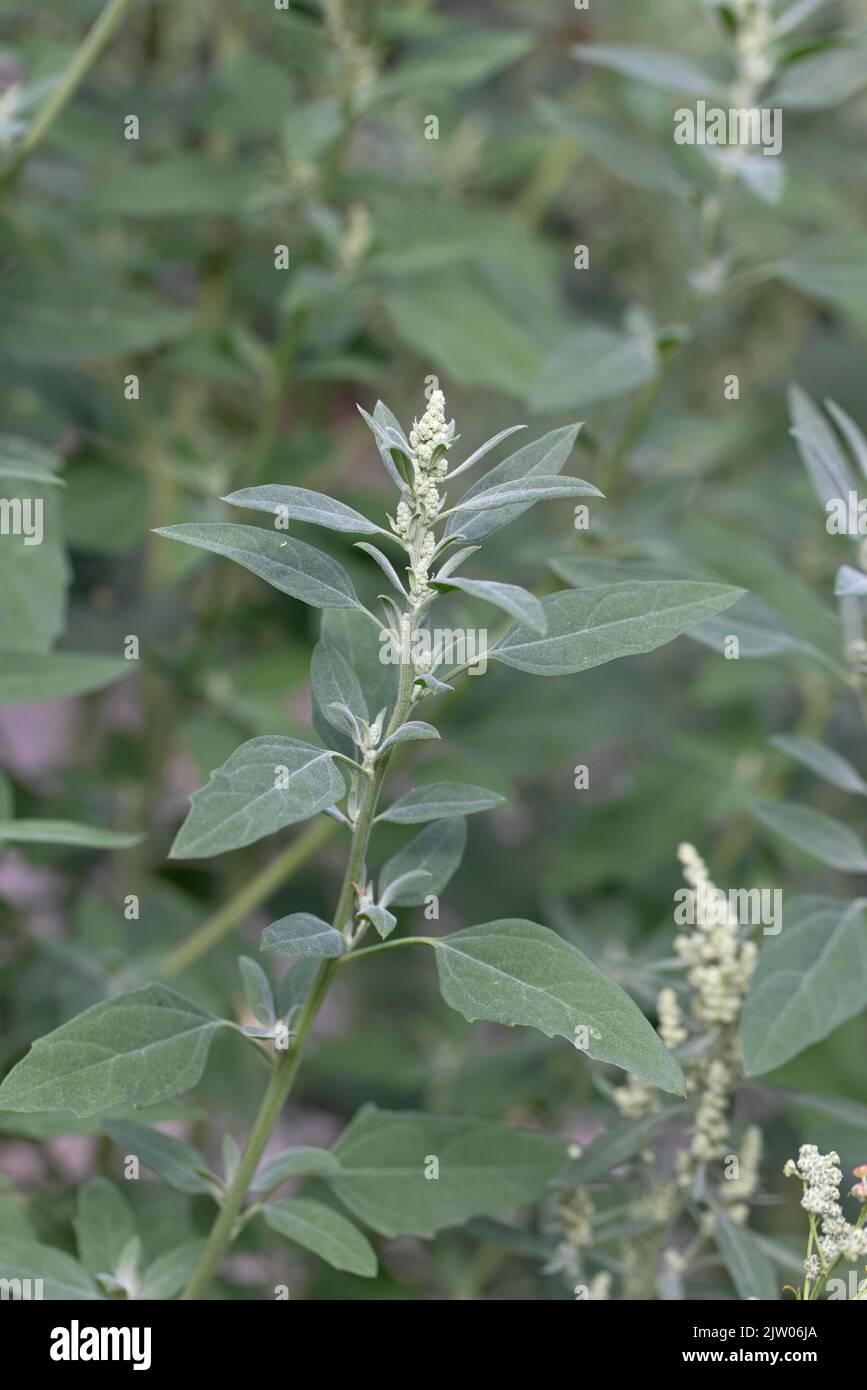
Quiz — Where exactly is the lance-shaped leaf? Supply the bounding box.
[554,1106,687,1185]
[0,1238,102,1300]
[358,402,412,489]
[263,1197,377,1277]
[742,897,867,1076]
[432,920,685,1095]
[0,820,141,849]
[752,801,867,872]
[446,424,526,479]
[491,581,743,676]
[311,639,369,757]
[137,1240,207,1300]
[170,737,345,859]
[261,913,345,959]
[0,652,132,706]
[713,1209,780,1301]
[239,956,276,1028]
[102,1118,217,1196]
[222,485,382,535]
[75,1179,136,1279]
[379,818,467,907]
[354,541,407,596]
[573,42,722,97]
[377,782,505,825]
[329,1105,567,1238]
[447,474,601,516]
[431,575,545,633]
[252,1147,342,1194]
[154,523,363,610]
[770,736,867,796]
[0,985,228,1117]
[444,425,581,542]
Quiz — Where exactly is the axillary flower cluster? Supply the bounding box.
[784,1146,867,1296]
[614,843,758,1205]
[390,389,456,604]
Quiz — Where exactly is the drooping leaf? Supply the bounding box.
[222,485,382,535]
[377,782,505,825]
[770,736,867,796]
[491,582,743,676]
[358,904,397,940]
[742,898,867,1075]
[573,42,722,97]
[0,652,132,706]
[329,1105,567,1238]
[554,1107,687,1185]
[431,920,685,1095]
[75,1179,136,1280]
[444,425,581,542]
[379,819,467,907]
[263,1196,377,1277]
[0,1238,102,1299]
[251,1148,342,1194]
[0,820,141,849]
[0,985,228,1117]
[431,576,546,633]
[170,737,345,859]
[102,1118,217,1196]
[261,913,345,959]
[713,1209,780,1301]
[137,1240,207,1300]
[531,325,658,413]
[154,523,364,610]
[752,801,867,872]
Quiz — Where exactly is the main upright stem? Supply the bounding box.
[182,618,418,1299]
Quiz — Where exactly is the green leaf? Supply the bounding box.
[537,101,690,197]
[385,277,540,399]
[379,819,467,907]
[239,956,276,1027]
[261,913,345,959]
[433,920,685,1095]
[770,41,867,110]
[102,1118,217,1196]
[789,383,856,505]
[0,985,227,1117]
[770,736,867,796]
[222,485,382,535]
[713,1209,780,1301]
[75,1179,136,1280]
[137,1240,207,1300]
[431,576,546,634]
[742,897,867,1076]
[491,582,743,676]
[0,1238,102,1299]
[311,639,369,755]
[378,720,440,753]
[0,652,132,706]
[0,434,64,487]
[574,42,722,96]
[531,326,658,413]
[448,474,601,514]
[752,801,867,872]
[263,1196,377,1277]
[358,904,397,940]
[555,1106,688,1185]
[689,594,819,660]
[329,1105,567,1238]
[0,478,67,655]
[170,736,345,859]
[251,1147,342,1194]
[377,782,505,824]
[444,426,581,543]
[154,524,364,610]
[0,820,141,849]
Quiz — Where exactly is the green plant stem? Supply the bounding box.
[159,818,337,979]
[181,616,419,1298]
[0,0,134,186]
[339,935,434,965]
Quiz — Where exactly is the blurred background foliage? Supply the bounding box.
[0,0,866,1299]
